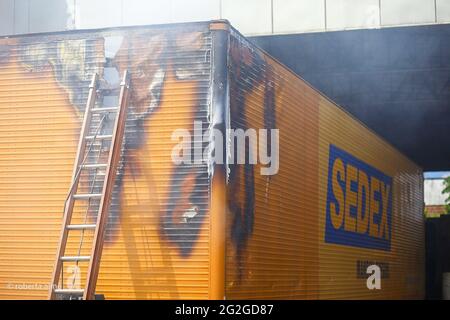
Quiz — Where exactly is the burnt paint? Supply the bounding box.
[12,29,212,257]
[228,34,277,281]
[110,31,212,257]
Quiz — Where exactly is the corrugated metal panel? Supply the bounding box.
[317,96,424,299]
[0,20,426,300]
[0,24,213,299]
[225,31,321,299]
[225,27,424,299]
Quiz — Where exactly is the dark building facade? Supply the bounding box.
[251,24,450,170]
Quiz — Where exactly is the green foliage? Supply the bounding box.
[441,176,450,214]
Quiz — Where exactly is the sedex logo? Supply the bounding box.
[325,145,392,251]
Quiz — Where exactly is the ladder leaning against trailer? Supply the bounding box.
[48,70,131,300]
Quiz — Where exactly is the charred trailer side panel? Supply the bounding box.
[223,25,425,299]
[0,20,424,299]
[0,22,218,299]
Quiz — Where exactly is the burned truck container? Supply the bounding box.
[0,20,424,299]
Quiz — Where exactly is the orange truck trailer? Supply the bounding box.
[0,20,424,299]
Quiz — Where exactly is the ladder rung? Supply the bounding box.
[50,70,130,300]
[61,256,90,262]
[80,163,107,169]
[54,289,84,295]
[73,193,102,200]
[85,134,113,140]
[91,107,118,113]
[67,224,97,230]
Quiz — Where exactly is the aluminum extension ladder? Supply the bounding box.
[48,70,130,300]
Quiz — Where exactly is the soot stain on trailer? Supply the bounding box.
[108,31,211,257]
[0,42,11,63]
[14,30,212,257]
[17,38,102,110]
[228,35,278,280]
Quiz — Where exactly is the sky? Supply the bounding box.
[424,171,450,179]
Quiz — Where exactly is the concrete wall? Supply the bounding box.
[1,0,450,36]
[425,178,447,205]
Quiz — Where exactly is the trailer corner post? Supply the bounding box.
[209,20,230,300]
